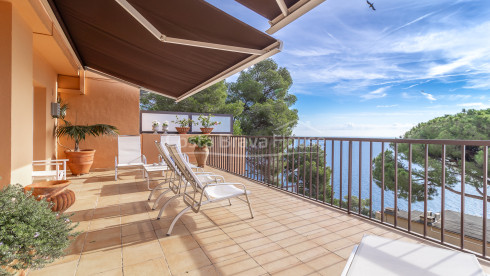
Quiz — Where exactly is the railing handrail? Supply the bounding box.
[211,135,490,146]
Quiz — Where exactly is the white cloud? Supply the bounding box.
[361,87,389,100]
[377,104,399,108]
[457,102,490,109]
[421,91,436,101]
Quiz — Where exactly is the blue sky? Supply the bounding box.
[207,0,490,137]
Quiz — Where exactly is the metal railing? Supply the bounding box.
[208,135,490,259]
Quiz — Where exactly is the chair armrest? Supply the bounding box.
[142,155,147,164]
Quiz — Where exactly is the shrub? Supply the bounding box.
[0,185,79,275]
[188,135,213,148]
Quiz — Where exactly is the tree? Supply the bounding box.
[284,143,332,201]
[140,81,244,134]
[373,108,490,202]
[227,59,298,136]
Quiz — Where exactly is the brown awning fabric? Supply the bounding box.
[47,0,281,101]
[236,0,325,34]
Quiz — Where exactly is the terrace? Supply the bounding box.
[29,167,490,275]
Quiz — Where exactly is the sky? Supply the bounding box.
[207,0,490,138]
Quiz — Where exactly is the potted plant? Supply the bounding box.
[198,114,221,134]
[172,116,195,134]
[188,135,213,167]
[161,120,169,134]
[56,121,118,175]
[151,120,160,134]
[0,184,79,276]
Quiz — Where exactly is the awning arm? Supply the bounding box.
[275,0,289,16]
[266,0,326,34]
[176,40,283,102]
[115,0,266,55]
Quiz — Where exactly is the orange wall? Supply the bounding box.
[58,71,140,170]
[142,134,199,165]
[33,50,59,162]
[0,1,13,188]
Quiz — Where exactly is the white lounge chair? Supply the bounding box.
[32,159,68,181]
[164,144,253,236]
[151,141,225,219]
[115,135,147,180]
[161,135,200,170]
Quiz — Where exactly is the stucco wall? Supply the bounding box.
[8,3,33,186]
[0,1,13,188]
[58,71,140,170]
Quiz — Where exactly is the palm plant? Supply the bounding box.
[56,121,118,151]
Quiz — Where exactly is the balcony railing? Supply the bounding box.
[207,135,490,259]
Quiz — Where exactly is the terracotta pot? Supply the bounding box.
[48,189,76,213]
[65,149,96,175]
[200,127,214,134]
[24,180,71,199]
[176,127,190,134]
[194,146,209,167]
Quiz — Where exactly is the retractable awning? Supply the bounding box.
[46,0,282,101]
[236,0,326,34]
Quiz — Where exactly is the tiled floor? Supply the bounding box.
[29,168,490,276]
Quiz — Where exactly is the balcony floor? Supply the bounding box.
[29,168,490,276]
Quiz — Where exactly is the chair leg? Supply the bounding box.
[244,193,254,219]
[228,199,232,206]
[151,188,172,209]
[157,194,182,218]
[166,206,192,236]
[148,183,169,201]
[115,167,117,181]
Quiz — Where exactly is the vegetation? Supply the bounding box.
[0,185,78,275]
[284,143,332,201]
[140,59,298,136]
[228,59,298,136]
[373,108,490,202]
[56,122,118,152]
[171,116,196,128]
[188,135,213,148]
[197,114,221,128]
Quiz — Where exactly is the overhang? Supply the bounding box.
[45,0,282,101]
[236,0,326,34]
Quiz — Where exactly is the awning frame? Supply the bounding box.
[116,0,267,55]
[266,0,326,34]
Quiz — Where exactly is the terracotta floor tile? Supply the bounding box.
[333,245,356,259]
[310,232,343,246]
[83,228,121,253]
[193,228,230,246]
[89,217,121,231]
[121,221,153,237]
[253,248,291,266]
[92,267,123,276]
[122,241,164,266]
[77,248,122,275]
[175,264,219,276]
[123,258,170,276]
[268,230,298,242]
[155,224,190,238]
[121,212,150,224]
[272,263,316,276]
[28,259,78,276]
[317,260,347,276]
[305,253,344,271]
[166,247,212,274]
[202,239,246,263]
[322,238,355,252]
[159,234,200,255]
[122,229,157,245]
[214,256,263,275]
[261,255,302,274]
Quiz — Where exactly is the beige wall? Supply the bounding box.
[58,72,140,170]
[0,0,72,188]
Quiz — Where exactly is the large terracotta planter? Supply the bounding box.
[200,127,214,134]
[176,127,190,134]
[194,146,209,167]
[24,180,71,199]
[24,180,75,213]
[65,149,96,175]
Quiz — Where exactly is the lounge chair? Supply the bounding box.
[115,135,147,180]
[161,135,200,171]
[151,141,225,219]
[164,143,253,236]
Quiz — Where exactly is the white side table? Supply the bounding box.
[143,163,168,190]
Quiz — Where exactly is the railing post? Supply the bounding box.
[348,141,352,214]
